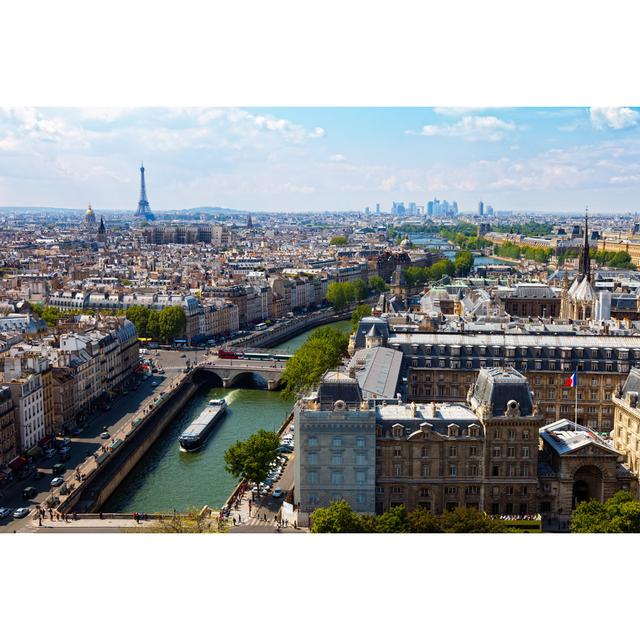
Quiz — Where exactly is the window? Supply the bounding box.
[393,464,402,477]
[468,464,478,476]
[508,429,516,440]
[332,436,343,448]
[421,445,430,458]
[307,471,318,485]
[449,445,457,457]
[492,465,500,477]
[522,446,530,458]
[419,488,430,497]
[465,486,480,495]
[375,486,384,494]
[393,446,402,457]
[356,436,365,448]
[355,470,366,485]
[308,494,318,506]
[355,453,366,465]
[449,463,457,477]
[491,503,500,515]
[421,463,430,478]
[445,486,457,495]
[522,430,530,440]
[391,486,404,494]
[493,446,501,458]
[331,471,343,485]
[507,446,515,458]
[493,429,501,439]
[308,436,318,447]
[355,493,365,504]
[307,452,318,464]
[331,453,342,465]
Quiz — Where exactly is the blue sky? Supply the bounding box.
[1,107,640,212]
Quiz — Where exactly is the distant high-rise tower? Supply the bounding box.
[375,203,380,214]
[247,214,253,228]
[135,162,154,220]
[478,201,484,216]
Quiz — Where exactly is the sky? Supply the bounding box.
[1,106,640,213]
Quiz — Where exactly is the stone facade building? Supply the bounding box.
[0,385,17,467]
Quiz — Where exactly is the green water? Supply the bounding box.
[103,319,352,512]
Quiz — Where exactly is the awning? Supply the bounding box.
[8,456,28,471]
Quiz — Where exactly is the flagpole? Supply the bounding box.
[574,372,578,427]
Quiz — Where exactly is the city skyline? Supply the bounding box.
[1,107,640,213]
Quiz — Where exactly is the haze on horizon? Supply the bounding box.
[1,107,639,214]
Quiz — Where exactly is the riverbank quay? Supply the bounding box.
[46,366,196,515]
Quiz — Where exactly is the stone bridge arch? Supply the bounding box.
[225,369,283,391]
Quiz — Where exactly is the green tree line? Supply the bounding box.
[310,501,508,533]
[125,305,187,343]
[558,247,635,269]
[494,241,554,263]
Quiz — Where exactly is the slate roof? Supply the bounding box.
[470,367,534,416]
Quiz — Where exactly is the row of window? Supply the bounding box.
[306,452,368,464]
[306,470,368,485]
[306,436,367,449]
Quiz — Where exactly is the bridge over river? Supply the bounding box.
[194,357,286,391]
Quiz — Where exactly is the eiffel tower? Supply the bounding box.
[135,162,154,220]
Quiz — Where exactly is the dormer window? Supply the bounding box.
[392,424,404,438]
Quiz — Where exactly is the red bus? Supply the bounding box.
[217,349,242,359]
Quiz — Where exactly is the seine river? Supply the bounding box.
[103,319,352,513]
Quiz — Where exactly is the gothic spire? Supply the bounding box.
[579,207,591,282]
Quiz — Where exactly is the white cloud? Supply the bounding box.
[309,127,325,138]
[329,153,345,162]
[610,175,640,184]
[418,116,517,142]
[380,176,397,191]
[590,107,640,130]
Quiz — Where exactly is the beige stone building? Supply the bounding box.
[612,367,640,483]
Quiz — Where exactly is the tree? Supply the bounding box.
[126,305,151,337]
[147,311,161,341]
[224,429,281,488]
[454,250,474,276]
[375,505,410,533]
[351,304,372,332]
[280,326,349,398]
[40,305,62,327]
[330,236,348,246]
[572,491,640,533]
[408,507,443,533]
[159,306,187,342]
[310,500,366,533]
[351,278,368,301]
[440,507,507,533]
[326,281,353,311]
[368,275,388,293]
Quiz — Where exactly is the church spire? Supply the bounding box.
[579,207,591,282]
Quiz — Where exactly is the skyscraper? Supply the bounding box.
[135,162,154,221]
[478,201,484,216]
[376,203,380,214]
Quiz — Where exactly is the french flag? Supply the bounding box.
[564,370,578,388]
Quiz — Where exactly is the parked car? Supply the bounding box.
[13,507,31,519]
[0,507,12,519]
[50,476,64,488]
[52,463,66,475]
[22,486,37,499]
[180,353,186,358]
[272,488,284,499]
[59,446,71,455]
[100,431,110,439]
[151,381,158,387]
[44,449,56,459]
[33,470,44,480]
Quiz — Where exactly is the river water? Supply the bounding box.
[103,319,352,512]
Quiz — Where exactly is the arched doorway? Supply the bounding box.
[572,465,603,508]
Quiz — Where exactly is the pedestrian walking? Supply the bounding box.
[232,516,236,526]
